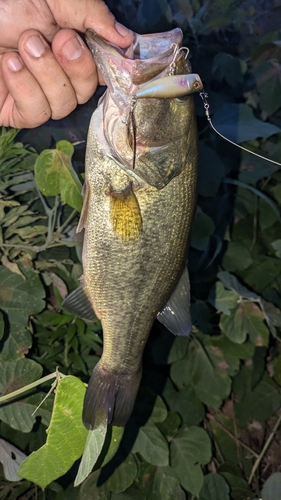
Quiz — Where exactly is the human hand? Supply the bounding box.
[0,0,133,128]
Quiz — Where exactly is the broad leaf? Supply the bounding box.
[220,301,269,345]
[18,376,88,489]
[0,266,45,360]
[171,339,232,407]
[212,103,280,143]
[234,373,281,426]
[149,466,185,500]
[0,358,51,432]
[75,423,107,486]
[199,473,230,500]
[190,211,215,251]
[209,282,239,315]
[131,421,169,466]
[34,140,82,212]
[170,426,212,496]
[261,472,281,500]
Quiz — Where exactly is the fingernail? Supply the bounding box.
[62,35,83,61]
[25,35,47,58]
[115,22,130,36]
[6,55,23,72]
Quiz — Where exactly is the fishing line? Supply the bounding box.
[199,90,281,168]
[128,96,137,170]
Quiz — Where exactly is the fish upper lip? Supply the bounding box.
[85,28,183,63]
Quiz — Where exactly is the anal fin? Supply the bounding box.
[62,285,98,322]
[157,266,192,336]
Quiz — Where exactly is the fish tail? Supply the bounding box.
[82,362,142,429]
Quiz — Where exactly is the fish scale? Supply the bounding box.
[62,28,202,429]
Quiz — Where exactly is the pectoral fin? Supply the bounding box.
[62,285,98,322]
[157,266,192,336]
[109,183,142,241]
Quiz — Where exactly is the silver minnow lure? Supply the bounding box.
[135,74,203,99]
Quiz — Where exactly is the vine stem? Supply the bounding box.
[58,208,78,233]
[248,414,281,485]
[206,413,259,459]
[0,371,66,404]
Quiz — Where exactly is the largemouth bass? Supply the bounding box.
[63,28,202,430]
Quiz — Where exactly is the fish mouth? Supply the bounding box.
[86,28,187,103]
[86,28,182,61]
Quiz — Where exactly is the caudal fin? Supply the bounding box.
[82,363,142,430]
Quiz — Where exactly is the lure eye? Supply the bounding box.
[193,81,201,90]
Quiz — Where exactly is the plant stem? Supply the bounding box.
[36,185,51,216]
[0,371,66,404]
[58,208,78,233]
[248,414,281,484]
[207,413,259,458]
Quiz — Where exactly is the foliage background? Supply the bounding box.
[1,0,281,498]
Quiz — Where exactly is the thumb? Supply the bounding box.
[46,0,134,48]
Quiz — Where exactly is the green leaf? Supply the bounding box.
[101,426,124,467]
[261,472,281,500]
[0,311,4,341]
[199,473,230,500]
[0,266,45,360]
[34,141,82,212]
[74,423,107,486]
[0,358,47,432]
[225,178,281,221]
[259,198,279,230]
[171,339,232,407]
[131,421,169,466]
[238,156,278,184]
[156,411,181,440]
[170,426,212,496]
[253,60,281,116]
[260,299,281,338]
[235,373,281,426]
[133,390,167,424]
[18,376,88,489]
[56,140,75,157]
[218,271,260,300]
[162,380,205,426]
[220,302,270,346]
[208,416,242,465]
[222,241,253,272]
[149,466,185,500]
[79,470,109,500]
[151,330,189,365]
[111,488,145,500]
[271,239,281,258]
[212,52,246,86]
[212,103,281,143]
[220,472,256,500]
[99,453,137,494]
[209,282,239,315]
[190,211,215,251]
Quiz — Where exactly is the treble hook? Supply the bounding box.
[169,43,190,75]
